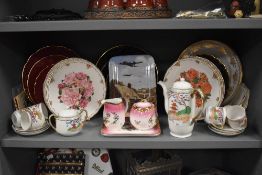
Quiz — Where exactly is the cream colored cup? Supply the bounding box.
[49,109,88,136]
[205,106,227,128]
[14,103,48,130]
[225,105,247,130]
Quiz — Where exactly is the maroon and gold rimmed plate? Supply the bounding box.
[22,46,78,102]
[27,55,67,103]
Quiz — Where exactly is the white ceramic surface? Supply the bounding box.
[205,106,227,128]
[12,122,50,136]
[49,109,87,136]
[225,105,247,130]
[44,58,106,119]
[208,125,245,136]
[11,110,22,128]
[20,103,48,131]
[168,119,195,138]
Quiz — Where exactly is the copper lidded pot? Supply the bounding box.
[126,0,154,10]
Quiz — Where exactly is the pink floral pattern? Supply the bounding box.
[58,72,94,109]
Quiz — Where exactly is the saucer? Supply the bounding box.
[12,122,50,136]
[208,124,245,136]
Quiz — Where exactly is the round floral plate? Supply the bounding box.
[22,46,78,101]
[43,58,106,119]
[164,56,225,119]
[179,40,242,105]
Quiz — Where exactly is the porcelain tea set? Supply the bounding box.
[158,78,247,138]
[11,103,88,136]
[101,98,157,131]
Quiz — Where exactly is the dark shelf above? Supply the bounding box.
[1,18,262,32]
[1,117,261,149]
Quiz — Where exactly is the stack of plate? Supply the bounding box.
[22,46,78,104]
[208,124,245,136]
[229,83,250,109]
[178,40,243,106]
[12,122,50,136]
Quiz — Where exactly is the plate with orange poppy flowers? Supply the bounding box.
[163,56,225,119]
[178,40,242,105]
[43,58,106,119]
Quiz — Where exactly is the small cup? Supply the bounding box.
[225,105,247,130]
[49,109,87,136]
[126,0,154,10]
[99,0,124,10]
[11,110,22,128]
[205,106,227,128]
[13,103,48,130]
[102,98,126,130]
[130,101,157,130]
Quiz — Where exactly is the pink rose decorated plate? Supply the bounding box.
[43,58,106,119]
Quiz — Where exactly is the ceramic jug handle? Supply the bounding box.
[48,114,57,132]
[80,109,89,121]
[191,88,205,121]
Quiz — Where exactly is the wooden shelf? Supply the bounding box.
[1,117,261,149]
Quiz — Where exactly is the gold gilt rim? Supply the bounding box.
[178,40,242,105]
[27,54,66,103]
[43,58,106,118]
[95,44,159,81]
[22,46,78,102]
[96,44,148,68]
[164,56,225,108]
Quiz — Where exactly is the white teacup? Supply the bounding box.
[49,109,88,136]
[12,103,48,130]
[205,106,227,128]
[225,105,247,130]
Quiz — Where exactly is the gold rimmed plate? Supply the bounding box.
[27,55,67,103]
[43,58,106,119]
[179,40,242,105]
[96,45,147,76]
[164,56,225,118]
[22,46,78,102]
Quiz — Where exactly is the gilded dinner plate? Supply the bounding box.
[164,56,225,118]
[96,45,147,77]
[27,55,67,103]
[179,40,242,105]
[22,46,78,102]
[43,58,106,119]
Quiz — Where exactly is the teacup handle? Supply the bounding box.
[240,117,248,128]
[80,109,89,121]
[191,88,205,122]
[48,114,57,132]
